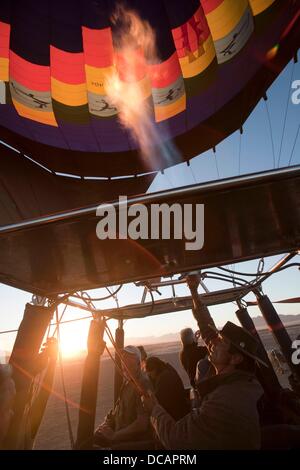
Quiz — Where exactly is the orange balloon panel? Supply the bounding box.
[0,0,298,177]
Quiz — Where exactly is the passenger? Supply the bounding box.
[94,345,151,449]
[143,322,265,450]
[191,356,213,408]
[137,345,147,372]
[179,328,207,386]
[145,357,189,421]
[0,364,16,448]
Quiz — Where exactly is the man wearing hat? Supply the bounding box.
[143,322,266,449]
[94,345,152,448]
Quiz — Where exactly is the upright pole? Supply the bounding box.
[75,319,105,449]
[256,294,300,381]
[235,305,282,395]
[4,303,53,449]
[114,319,124,405]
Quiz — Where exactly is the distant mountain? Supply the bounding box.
[126,332,180,346]
[252,314,300,330]
[127,314,300,345]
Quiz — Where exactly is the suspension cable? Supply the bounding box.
[163,170,174,189]
[201,273,251,288]
[72,285,123,302]
[256,258,265,281]
[277,60,296,167]
[188,162,197,184]
[217,263,300,278]
[105,345,124,379]
[104,321,146,396]
[202,270,252,286]
[238,131,242,175]
[264,99,276,169]
[288,123,300,166]
[0,315,93,336]
[51,303,68,338]
[213,148,220,179]
[146,289,155,316]
[74,291,96,311]
[106,286,120,309]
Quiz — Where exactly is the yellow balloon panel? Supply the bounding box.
[249,0,276,16]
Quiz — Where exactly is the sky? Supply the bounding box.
[0,58,299,359]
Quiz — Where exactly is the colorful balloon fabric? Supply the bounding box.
[0,0,299,176]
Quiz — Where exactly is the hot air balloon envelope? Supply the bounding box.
[0,0,299,177]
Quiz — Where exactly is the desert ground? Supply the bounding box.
[34,324,300,449]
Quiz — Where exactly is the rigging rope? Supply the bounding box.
[218,263,300,278]
[188,162,197,184]
[51,303,68,338]
[213,148,220,179]
[201,270,251,287]
[277,60,296,168]
[288,123,300,166]
[229,261,236,287]
[1,261,299,337]
[106,286,120,309]
[264,99,276,169]
[74,291,96,311]
[256,258,265,279]
[72,285,123,302]
[105,344,124,380]
[201,273,251,288]
[163,170,174,188]
[238,130,242,176]
[0,315,93,335]
[0,290,151,336]
[104,321,146,396]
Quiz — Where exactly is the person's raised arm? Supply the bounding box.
[187,274,217,345]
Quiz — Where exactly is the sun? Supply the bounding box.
[57,320,89,358]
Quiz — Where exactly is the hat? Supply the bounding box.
[123,345,141,362]
[208,321,268,367]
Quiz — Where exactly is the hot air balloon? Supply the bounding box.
[0,0,298,290]
[0,0,299,294]
[0,0,299,178]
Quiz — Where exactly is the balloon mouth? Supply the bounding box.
[105,5,182,171]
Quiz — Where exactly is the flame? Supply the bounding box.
[266,44,279,61]
[105,5,180,170]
